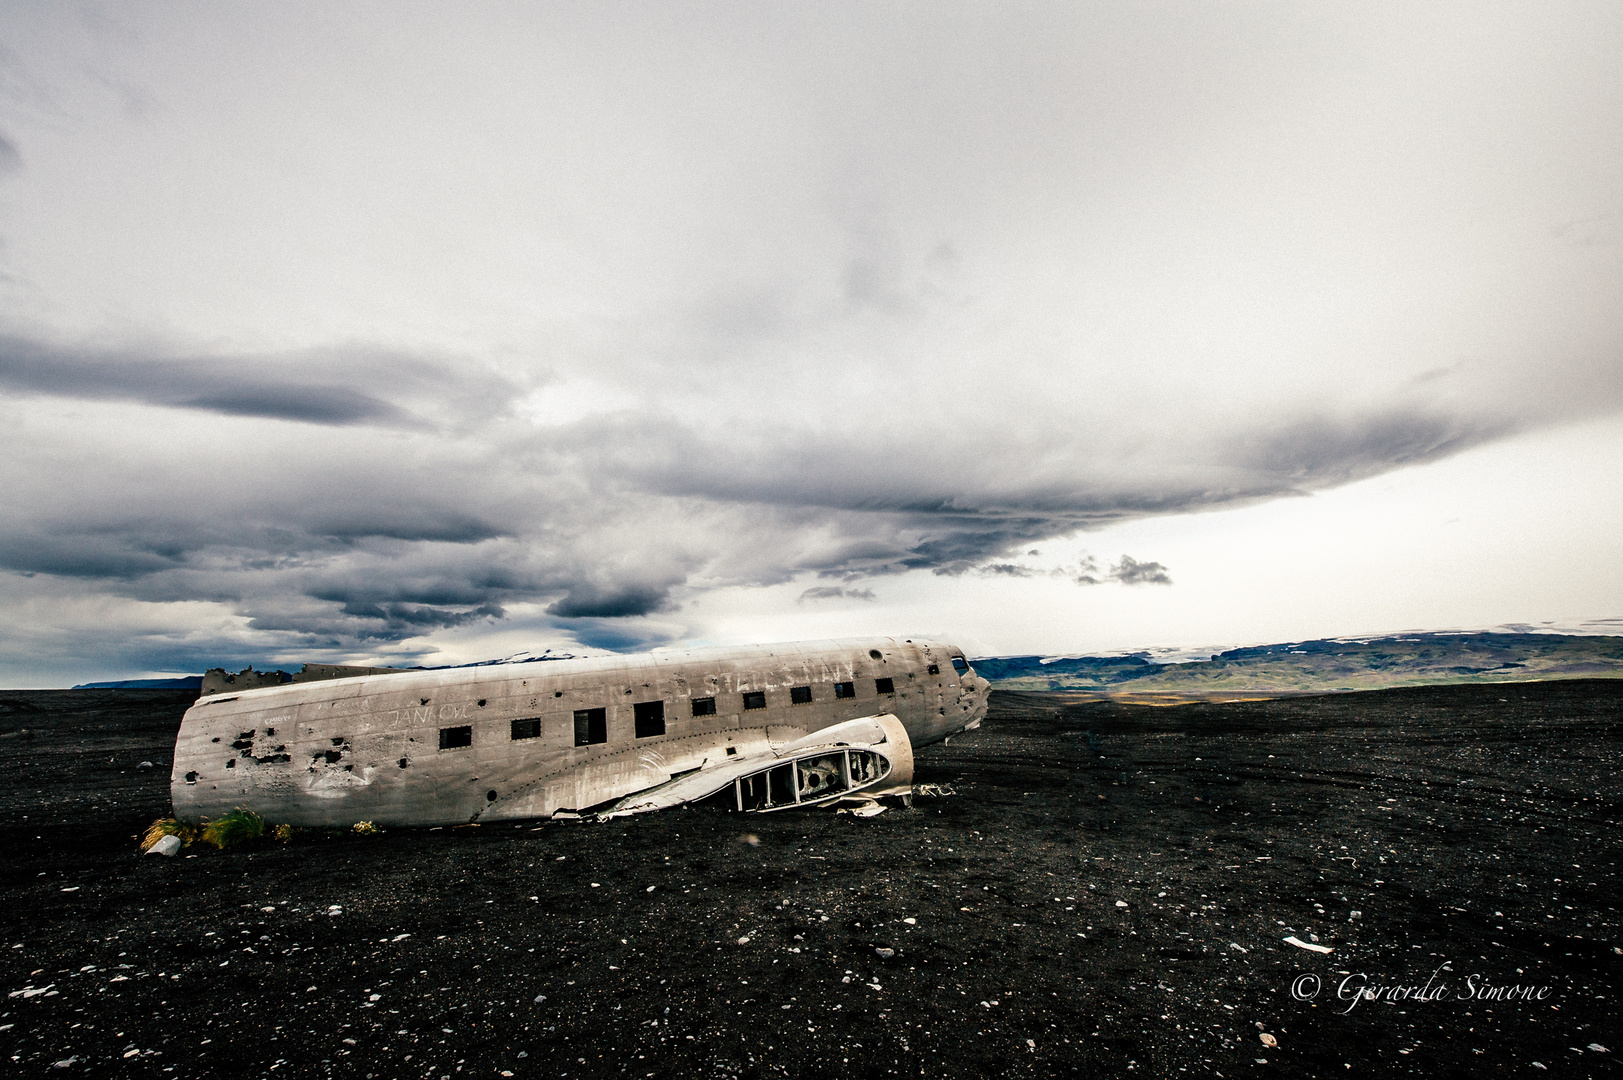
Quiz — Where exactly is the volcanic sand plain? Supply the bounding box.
[0,682,1618,1077]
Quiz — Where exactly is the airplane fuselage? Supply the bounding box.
[171,637,989,827]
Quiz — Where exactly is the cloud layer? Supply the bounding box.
[0,4,1618,678]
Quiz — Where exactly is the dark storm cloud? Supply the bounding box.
[0,533,185,579]
[1111,556,1172,586]
[302,511,505,545]
[574,400,1515,584]
[1229,409,1513,488]
[798,586,875,603]
[0,334,523,427]
[978,563,1035,578]
[546,583,673,619]
[566,619,682,653]
[336,600,506,632]
[0,385,1521,667]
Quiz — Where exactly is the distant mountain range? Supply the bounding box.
[70,633,1623,702]
[971,632,1623,703]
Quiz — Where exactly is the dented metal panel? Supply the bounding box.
[170,637,989,827]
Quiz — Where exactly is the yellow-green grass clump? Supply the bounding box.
[141,817,197,851]
[200,807,266,849]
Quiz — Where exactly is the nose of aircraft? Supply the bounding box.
[960,668,991,728]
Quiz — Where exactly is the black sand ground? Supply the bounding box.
[0,682,1618,1078]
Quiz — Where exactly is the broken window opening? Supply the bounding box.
[848,749,887,785]
[769,764,797,805]
[796,753,844,797]
[875,677,895,695]
[225,758,235,769]
[573,708,607,747]
[728,749,891,812]
[952,657,970,674]
[790,686,813,705]
[634,700,665,739]
[869,649,884,660]
[511,717,542,741]
[927,664,940,675]
[691,696,717,717]
[742,691,767,711]
[834,681,855,700]
[439,726,473,751]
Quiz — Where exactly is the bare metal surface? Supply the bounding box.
[172,638,988,826]
[198,663,412,697]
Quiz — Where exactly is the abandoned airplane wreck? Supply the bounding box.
[171,638,990,827]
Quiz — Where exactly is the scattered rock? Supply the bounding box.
[1260,1033,1278,1047]
[144,835,181,857]
[875,947,895,959]
[1284,935,1333,953]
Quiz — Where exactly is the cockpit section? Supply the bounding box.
[721,747,893,811]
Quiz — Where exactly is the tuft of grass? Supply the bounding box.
[352,820,378,835]
[141,817,197,851]
[200,807,266,849]
[272,822,294,842]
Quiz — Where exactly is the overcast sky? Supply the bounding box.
[1,3,1620,685]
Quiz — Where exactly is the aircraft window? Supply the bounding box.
[927,663,940,675]
[790,686,813,705]
[510,718,542,741]
[439,725,473,750]
[742,691,767,711]
[952,657,970,674]
[573,708,607,746]
[875,677,895,695]
[634,700,665,738]
[834,681,855,699]
[691,696,717,717]
[869,649,883,660]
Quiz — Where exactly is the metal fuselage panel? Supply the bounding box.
[170,637,989,827]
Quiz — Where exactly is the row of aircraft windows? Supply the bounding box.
[436,677,900,750]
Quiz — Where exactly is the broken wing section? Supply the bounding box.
[600,713,915,818]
